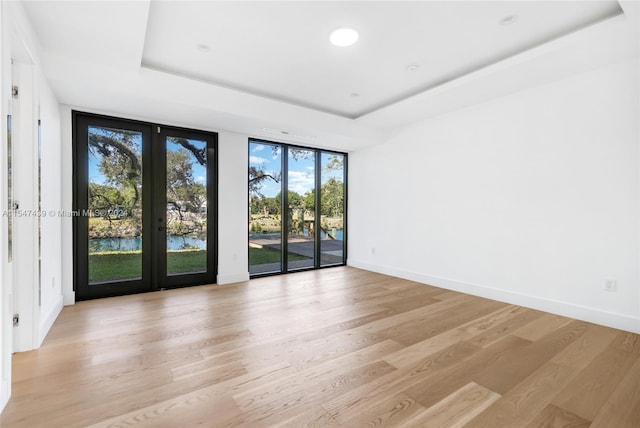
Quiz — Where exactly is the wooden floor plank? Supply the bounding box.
[231,340,401,413]
[321,340,481,423]
[589,353,640,428]
[384,303,531,369]
[465,306,545,348]
[465,362,579,428]
[0,267,637,428]
[399,382,500,428]
[472,320,589,394]
[512,313,573,342]
[404,335,531,409]
[227,360,397,427]
[374,299,506,346]
[552,331,640,422]
[273,405,337,428]
[337,393,427,427]
[524,404,591,428]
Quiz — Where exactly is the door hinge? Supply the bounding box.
[157,126,161,134]
[12,85,19,98]
[13,314,19,326]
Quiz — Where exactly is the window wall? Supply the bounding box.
[248,140,346,276]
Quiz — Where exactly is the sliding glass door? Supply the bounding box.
[74,112,217,300]
[320,152,346,266]
[248,140,346,276]
[249,141,282,275]
[286,148,315,271]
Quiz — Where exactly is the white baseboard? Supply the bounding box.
[1,379,9,414]
[63,291,75,306]
[39,296,64,347]
[217,272,250,285]
[348,259,640,334]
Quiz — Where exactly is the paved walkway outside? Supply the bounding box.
[249,236,344,274]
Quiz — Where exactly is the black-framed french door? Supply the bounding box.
[73,112,217,300]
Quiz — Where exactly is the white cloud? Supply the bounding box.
[250,155,268,165]
[288,170,314,194]
[252,144,265,152]
[196,175,206,183]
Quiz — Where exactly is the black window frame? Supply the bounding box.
[248,138,348,277]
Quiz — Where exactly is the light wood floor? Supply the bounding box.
[2,267,639,427]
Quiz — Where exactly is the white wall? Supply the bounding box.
[38,70,63,344]
[217,130,251,284]
[11,61,39,353]
[59,106,251,304]
[7,2,63,353]
[0,0,63,410]
[349,58,640,333]
[0,0,10,413]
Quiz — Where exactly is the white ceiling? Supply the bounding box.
[142,1,622,118]
[18,1,640,151]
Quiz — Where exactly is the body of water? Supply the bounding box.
[249,229,344,240]
[89,235,206,252]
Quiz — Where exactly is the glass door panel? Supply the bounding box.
[248,142,282,275]
[287,148,315,271]
[75,113,153,300]
[320,153,346,266]
[156,127,217,289]
[87,126,144,284]
[165,136,208,275]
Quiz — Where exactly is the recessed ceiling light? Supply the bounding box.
[406,64,420,72]
[196,43,211,53]
[330,28,359,47]
[499,14,519,26]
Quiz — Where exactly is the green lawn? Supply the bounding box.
[249,246,307,265]
[89,250,206,283]
[89,252,142,283]
[168,251,207,275]
[89,247,306,283]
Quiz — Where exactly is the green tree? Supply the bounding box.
[89,129,142,217]
[250,195,265,215]
[88,182,128,223]
[303,189,315,212]
[324,154,344,172]
[265,196,281,215]
[166,148,206,213]
[321,178,344,217]
[287,191,303,209]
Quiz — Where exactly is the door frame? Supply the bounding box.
[72,111,218,300]
[155,125,218,290]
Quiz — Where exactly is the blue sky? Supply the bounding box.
[249,142,344,197]
[88,127,207,186]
